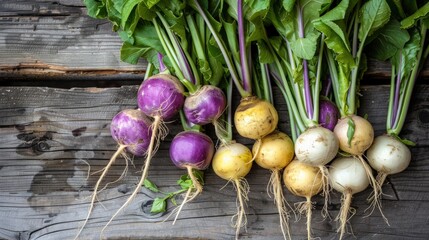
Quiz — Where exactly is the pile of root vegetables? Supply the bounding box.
[76,0,429,239]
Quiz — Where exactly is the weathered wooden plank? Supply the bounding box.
[0,1,428,82]
[0,84,428,239]
[0,0,146,81]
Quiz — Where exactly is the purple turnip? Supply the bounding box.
[102,73,185,233]
[319,98,340,131]
[184,85,227,140]
[168,130,214,223]
[75,109,152,239]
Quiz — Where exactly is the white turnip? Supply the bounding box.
[329,157,370,240]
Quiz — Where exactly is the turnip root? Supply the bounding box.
[253,131,294,239]
[75,109,152,239]
[168,130,215,223]
[319,98,340,131]
[329,157,370,240]
[283,159,323,240]
[101,73,185,235]
[234,96,278,140]
[366,134,411,217]
[334,115,374,156]
[212,142,253,239]
[294,126,339,215]
[333,115,380,216]
[367,134,411,184]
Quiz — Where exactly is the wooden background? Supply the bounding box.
[1,1,428,240]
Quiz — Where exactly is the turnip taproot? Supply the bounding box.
[168,130,214,223]
[253,131,294,239]
[212,141,253,239]
[283,159,323,240]
[329,157,370,240]
[367,135,411,194]
[74,109,152,239]
[101,73,185,234]
[364,5,427,222]
[317,1,394,232]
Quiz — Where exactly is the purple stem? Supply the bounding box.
[238,0,251,93]
[158,52,166,72]
[322,76,332,97]
[303,60,313,119]
[297,4,313,119]
[391,54,403,128]
[174,36,196,85]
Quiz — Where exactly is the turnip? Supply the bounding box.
[212,141,253,239]
[74,108,152,239]
[334,115,374,156]
[183,85,227,140]
[234,96,279,140]
[267,2,339,221]
[316,0,393,228]
[168,130,214,223]
[364,4,428,218]
[193,1,280,237]
[101,73,185,234]
[283,159,323,240]
[319,98,340,131]
[367,134,411,186]
[253,131,294,239]
[329,157,370,240]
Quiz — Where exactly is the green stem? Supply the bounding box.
[144,63,154,80]
[386,65,396,131]
[186,15,206,86]
[326,49,342,115]
[261,63,273,103]
[312,34,325,123]
[348,6,361,116]
[389,25,427,135]
[192,0,248,97]
[156,13,198,92]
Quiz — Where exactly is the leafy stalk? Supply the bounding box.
[238,0,252,93]
[191,0,249,97]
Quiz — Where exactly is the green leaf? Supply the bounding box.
[358,0,391,42]
[177,174,193,189]
[289,32,319,60]
[390,133,416,147]
[314,19,354,65]
[106,0,126,31]
[206,36,226,86]
[143,0,161,9]
[151,197,167,213]
[366,19,410,61]
[257,40,275,64]
[346,117,355,147]
[401,2,429,29]
[282,0,296,12]
[143,179,159,192]
[121,0,144,29]
[83,0,107,19]
[138,2,157,20]
[314,0,355,65]
[393,29,422,88]
[170,196,178,206]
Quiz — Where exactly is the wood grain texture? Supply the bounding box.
[0,1,428,82]
[0,85,428,240]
